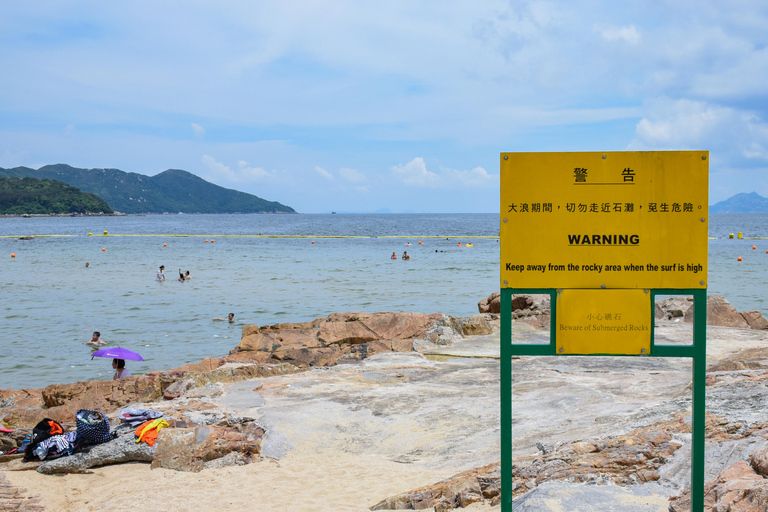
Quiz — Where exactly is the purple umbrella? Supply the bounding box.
[90,347,145,361]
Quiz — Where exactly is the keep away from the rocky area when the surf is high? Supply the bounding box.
[3,293,768,511]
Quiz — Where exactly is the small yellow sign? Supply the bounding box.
[556,289,651,355]
[500,151,708,289]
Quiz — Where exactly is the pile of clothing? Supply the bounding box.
[118,408,168,447]
[22,410,116,462]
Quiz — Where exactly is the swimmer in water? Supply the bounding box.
[391,252,397,259]
[179,269,185,282]
[87,331,106,346]
[213,313,235,323]
[156,265,165,281]
[402,251,410,260]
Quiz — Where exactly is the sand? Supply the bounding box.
[5,449,498,511]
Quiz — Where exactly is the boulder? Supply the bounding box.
[655,297,693,320]
[684,295,750,329]
[478,292,500,314]
[459,314,493,336]
[670,460,768,512]
[37,431,155,474]
[151,422,264,472]
[742,310,768,330]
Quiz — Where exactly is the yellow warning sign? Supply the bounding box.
[500,151,708,289]
[556,289,651,355]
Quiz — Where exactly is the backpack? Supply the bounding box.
[23,418,64,462]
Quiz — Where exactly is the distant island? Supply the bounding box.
[0,164,296,214]
[710,192,768,213]
[0,176,113,215]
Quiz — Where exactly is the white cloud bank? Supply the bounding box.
[202,154,273,182]
[391,157,497,188]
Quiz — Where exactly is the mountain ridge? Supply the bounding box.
[710,191,768,213]
[0,164,296,214]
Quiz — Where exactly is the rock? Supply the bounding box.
[164,378,196,400]
[370,462,500,511]
[233,311,451,366]
[656,297,693,320]
[151,422,264,472]
[742,310,768,330]
[37,431,155,474]
[460,314,493,336]
[478,292,500,313]
[513,481,675,512]
[749,446,768,477]
[670,460,768,512]
[684,294,750,328]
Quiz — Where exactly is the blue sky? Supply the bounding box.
[1,1,767,213]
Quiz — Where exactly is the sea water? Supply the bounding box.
[0,213,766,389]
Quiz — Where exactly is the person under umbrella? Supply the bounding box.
[112,359,131,380]
[91,347,144,381]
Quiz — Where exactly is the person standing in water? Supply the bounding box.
[87,331,106,346]
[156,265,165,281]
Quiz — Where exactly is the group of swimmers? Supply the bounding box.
[155,265,191,282]
[391,251,411,260]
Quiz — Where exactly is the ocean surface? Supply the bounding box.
[1,212,766,389]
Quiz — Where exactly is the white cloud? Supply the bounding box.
[315,166,334,180]
[191,123,205,137]
[630,99,768,161]
[339,167,365,182]
[391,157,439,187]
[441,166,497,187]
[600,25,640,45]
[391,157,497,189]
[202,154,272,182]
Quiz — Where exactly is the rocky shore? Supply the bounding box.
[2,294,768,511]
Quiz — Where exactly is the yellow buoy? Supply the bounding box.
[729,233,734,239]
[88,232,93,236]
[103,231,108,236]
[738,232,743,239]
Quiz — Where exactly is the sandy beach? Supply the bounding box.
[7,450,499,511]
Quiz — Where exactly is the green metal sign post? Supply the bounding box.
[498,151,709,511]
[500,287,707,510]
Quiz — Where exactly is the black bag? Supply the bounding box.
[23,418,64,462]
[75,409,115,447]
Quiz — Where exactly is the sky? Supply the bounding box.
[1,1,768,213]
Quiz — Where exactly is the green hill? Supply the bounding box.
[0,176,113,215]
[710,192,768,213]
[0,164,296,214]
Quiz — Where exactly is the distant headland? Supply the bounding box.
[710,191,768,213]
[0,164,296,214]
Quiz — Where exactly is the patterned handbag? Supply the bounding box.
[75,409,115,447]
